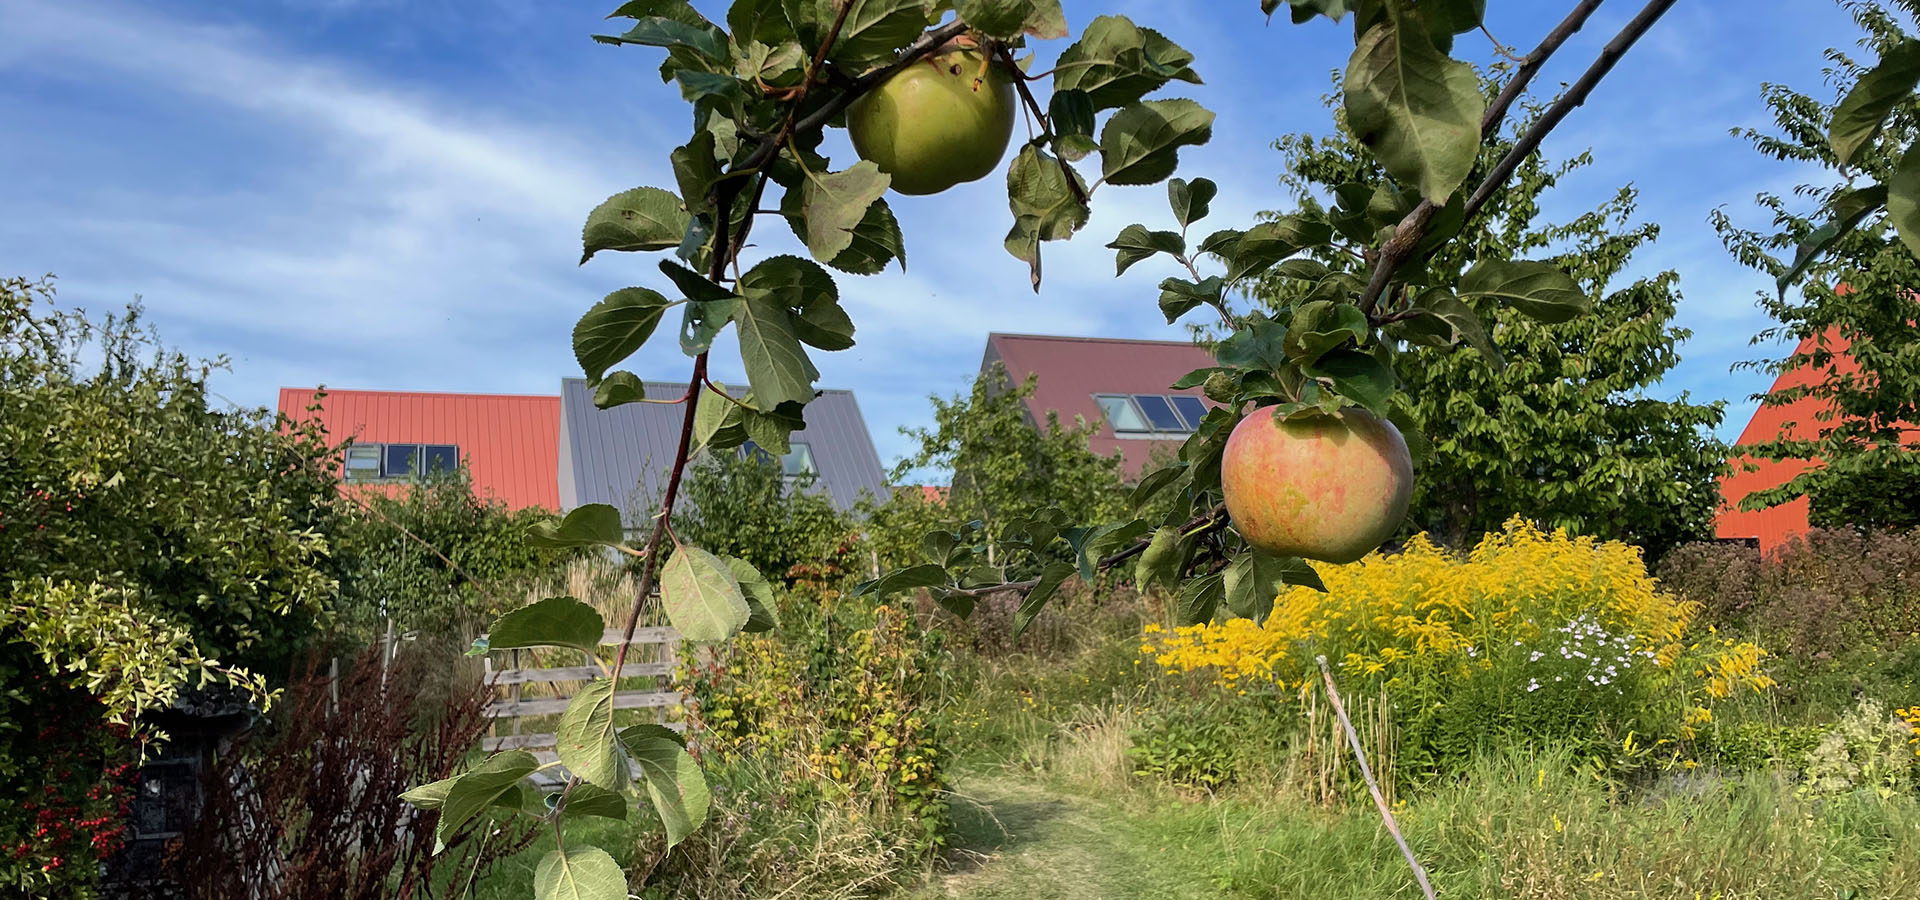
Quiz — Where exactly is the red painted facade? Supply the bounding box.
[278,387,561,511]
[983,333,1217,476]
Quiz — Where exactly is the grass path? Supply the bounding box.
[909,774,1223,900]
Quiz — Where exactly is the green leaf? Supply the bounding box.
[1130,463,1188,508]
[557,680,624,789]
[1197,228,1242,259]
[436,751,540,850]
[528,504,627,551]
[1054,15,1202,111]
[1343,14,1483,201]
[593,15,727,60]
[674,70,748,108]
[1049,89,1098,162]
[574,287,671,384]
[660,259,736,303]
[1307,348,1396,414]
[1830,39,1920,166]
[1004,144,1090,290]
[1158,276,1223,323]
[1458,259,1590,324]
[1777,185,1886,296]
[1063,519,1150,581]
[592,371,649,409]
[1407,288,1501,368]
[1011,561,1076,640]
[691,384,749,454]
[1168,177,1217,229]
[661,544,750,642]
[852,563,949,599]
[1170,366,1227,390]
[533,846,628,900]
[560,783,628,821]
[1133,525,1185,591]
[1223,550,1313,623]
[486,596,606,656]
[1886,142,1920,258]
[1227,216,1332,283]
[1286,0,1354,22]
[1107,224,1186,276]
[809,0,934,69]
[581,187,690,264]
[957,0,1068,40]
[620,724,711,848]
[728,0,789,43]
[1099,99,1216,187]
[1384,399,1432,469]
[739,255,853,351]
[786,193,906,275]
[740,398,805,456]
[400,774,458,810]
[1284,301,1368,365]
[1176,570,1225,626]
[726,557,780,633]
[680,297,740,356]
[798,161,890,262]
[670,131,721,216]
[733,296,818,410]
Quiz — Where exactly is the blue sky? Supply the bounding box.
[0,0,1869,470]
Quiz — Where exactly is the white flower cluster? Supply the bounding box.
[1520,614,1656,694]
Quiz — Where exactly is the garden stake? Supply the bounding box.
[1316,655,1436,900]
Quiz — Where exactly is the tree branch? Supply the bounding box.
[944,505,1231,599]
[1353,0,1628,315]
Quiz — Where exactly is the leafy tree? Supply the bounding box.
[1714,0,1920,531]
[883,363,1128,567]
[1256,85,1727,554]
[331,467,570,642]
[674,451,859,585]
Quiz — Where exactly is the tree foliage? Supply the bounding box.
[673,450,859,586]
[1715,0,1920,531]
[1256,84,1727,555]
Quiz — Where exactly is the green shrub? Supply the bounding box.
[673,451,861,587]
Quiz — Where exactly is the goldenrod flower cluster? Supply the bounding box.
[1146,519,1698,690]
[1898,706,1920,759]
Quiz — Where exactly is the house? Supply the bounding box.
[558,377,888,526]
[1714,328,1919,552]
[277,387,561,510]
[981,332,1219,476]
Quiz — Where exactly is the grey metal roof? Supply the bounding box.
[559,377,888,523]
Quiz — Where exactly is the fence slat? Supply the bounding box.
[482,721,687,752]
[601,626,679,645]
[487,662,673,685]
[485,690,681,719]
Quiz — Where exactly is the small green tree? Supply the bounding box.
[1714,0,1920,531]
[1254,85,1727,554]
[883,364,1128,567]
[674,451,858,585]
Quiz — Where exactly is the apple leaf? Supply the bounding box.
[581,187,690,264]
[528,504,627,552]
[1458,259,1590,324]
[1158,276,1223,323]
[659,259,737,303]
[592,371,649,409]
[1886,142,1920,258]
[619,724,710,848]
[1168,177,1217,229]
[433,751,540,851]
[1012,561,1077,641]
[785,192,905,275]
[1830,38,1920,167]
[1133,526,1185,591]
[1100,98,1215,187]
[690,384,749,455]
[1107,224,1185,276]
[726,557,780,633]
[532,846,628,900]
[1053,15,1202,111]
[739,255,853,351]
[1226,216,1332,283]
[1776,185,1886,297]
[957,0,1068,40]
[679,296,740,356]
[850,563,949,600]
[485,596,605,656]
[558,783,628,821]
[592,15,727,61]
[809,0,936,70]
[1049,89,1098,162]
[1004,145,1090,291]
[799,161,890,263]
[573,287,671,384]
[1343,13,1483,202]
[557,680,624,790]
[733,291,819,410]
[660,543,749,642]
[1176,570,1225,626]
[1307,348,1396,414]
[1405,288,1502,368]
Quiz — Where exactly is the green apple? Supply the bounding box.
[848,47,1016,196]
[1220,406,1414,564]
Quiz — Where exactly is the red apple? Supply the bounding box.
[1220,406,1413,564]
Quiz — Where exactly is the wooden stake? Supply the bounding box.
[1316,655,1436,900]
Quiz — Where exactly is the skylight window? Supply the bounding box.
[1091,393,1213,435]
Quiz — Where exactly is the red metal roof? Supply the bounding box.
[983,333,1217,476]
[278,387,560,511]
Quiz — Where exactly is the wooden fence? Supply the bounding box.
[480,627,685,772]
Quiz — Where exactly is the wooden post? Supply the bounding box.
[1316,655,1436,900]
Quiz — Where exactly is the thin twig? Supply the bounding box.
[1316,655,1435,900]
[943,505,1230,599]
[1353,0,1619,316]
[997,44,1091,208]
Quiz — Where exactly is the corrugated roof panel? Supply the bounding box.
[278,387,561,511]
[560,378,887,523]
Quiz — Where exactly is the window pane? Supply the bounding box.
[1095,395,1149,433]
[344,446,381,480]
[423,445,458,475]
[384,444,419,477]
[739,440,775,466]
[1134,394,1185,431]
[1170,395,1209,430]
[782,443,817,478]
